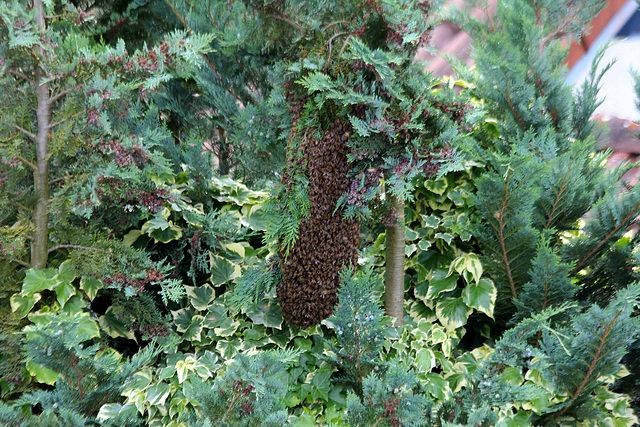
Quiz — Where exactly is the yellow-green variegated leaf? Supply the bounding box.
[184,285,215,311]
[435,297,472,331]
[80,276,103,301]
[10,292,41,318]
[22,268,57,294]
[462,278,496,319]
[26,361,58,385]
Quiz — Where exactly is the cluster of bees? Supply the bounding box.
[277,119,360,328]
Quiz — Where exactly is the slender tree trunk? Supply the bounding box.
[31,0,51,269]
[384,193,405,326]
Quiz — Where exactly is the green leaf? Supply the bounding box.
[210,255,241,285]
[60,294,85,315]
[447,189,466,206]
[415,348,436,373]
[54,281,76,308]
[246,301,284,329]
[405,243,417,257]
[22,269,57,294]
[424,178,448,195]
[141,214,183,243]
[10,293,41,318]
[172,307,195,332]
[501,366,524,386]
[100,309,136,341]
[310,365,334,401]
[425,275,458,300]
[435,297,472,331]
[185,285,215,311]
[434,232,454,245]
[73,313,101,341]
[418,239,432,251]
[419,372,451,401]
[146,382,172,406]
[213,317,240,337]
[26,361,58,385]
[80,276,103,301]
[293,413,317,427]
[203,303,229,328]
[457,254,483,284]
[405,228,418,241]
[55,261,76,284]
[126,369,153,392]
[123,229,142,246]
[421,215,440,228]
[97,403,137,421]
[183,315,204,341]
[462,278,497,319]
[175,356,198,384]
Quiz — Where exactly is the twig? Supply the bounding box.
[0,256,31,268]
[14,124,37,142]
[49,87,73,104]
[48,111,83,129]
[496,171,518,300]
[16,155,37,172]
[324,31,350,70]
[570,199,640,275]
[7,200,32,213]
[247,1,303,32]
[557,310,622,417]
[5,67,33,83]
[47,244,106,254]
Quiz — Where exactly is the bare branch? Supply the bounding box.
[49,87,73,104]
[0,256,31,268]
[7,200,32,213]
[48,111,83,129]
[16,155,37,172]
[5,67,33,83]
[47,244,106,254]
[324,31,351,70]
[14,124,37,141]
[49,176,69,186]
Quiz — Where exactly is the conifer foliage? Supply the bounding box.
[252,0,471,327]
[457,0,640,323]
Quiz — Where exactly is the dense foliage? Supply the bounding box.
[1,0,640,425]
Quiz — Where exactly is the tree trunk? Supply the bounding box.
[384,193,405,326]
[31,0,51,269]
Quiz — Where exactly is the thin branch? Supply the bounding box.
[14,124,37,142]
[247,1,303,32]
[324,31,350,70]
[47,244,106,254]
[557,310,622,417]
[49,176,68,186]
[16,155,37,172]
[0,256,31,268]
[5,67,33,83]
[164,0,244,104]
[497,173,518,300]
[498,74,527,132]
[48,111,83,129]
[7,200,32,213]
[322,20,349,31]
[570,199,640,275]
[49,87,73,104]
